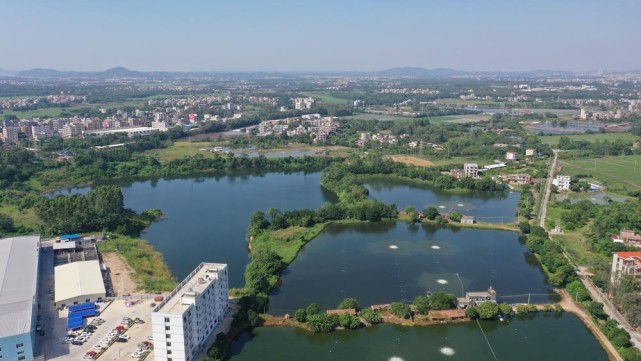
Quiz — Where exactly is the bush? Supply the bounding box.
[338,313,361,330]
[359,309,382,324]
[518,221,531,234]
[390,302,411,319]
[294,309,307,322]
[306,303,322,316]
[338,298,359,310]
[307,314,337,333]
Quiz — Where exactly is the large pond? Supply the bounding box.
[269,222,554,314]
[366,178,520,223]
[53,172,334,286]
[230,314,609,361]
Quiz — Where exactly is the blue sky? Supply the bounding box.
[1,0,639,72]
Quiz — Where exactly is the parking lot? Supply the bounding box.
[44,298,156,360]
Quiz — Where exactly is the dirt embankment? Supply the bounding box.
[102,252,140,295]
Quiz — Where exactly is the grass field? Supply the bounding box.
[558,155,641,193]
[342,113,414,122]
[0,205,40,232]
[384,155,435,167]
[540,132,638,146]
[429,114,491,124]
[145,141,216,161]
[302,92,349,105]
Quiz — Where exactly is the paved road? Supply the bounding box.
[538,149,558,228]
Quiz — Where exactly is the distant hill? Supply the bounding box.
[375,67,469,78]
[0,68,18,77]
[17,66,149,79]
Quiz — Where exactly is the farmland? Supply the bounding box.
[540,132,639,146]
[558,155,641,194]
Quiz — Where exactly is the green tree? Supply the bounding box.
[450,211,462,222]
[476,302,499,319]
[307,314,337,333]
[498,303,514,317]
[428,291,458,310]
[294,309,307,322]
[465,306,478,319]
[338,298,359,310]
[423,206,439,220]
[390,302,411,319]
[0,213,15,234]
[565,280,591,302]
[413,295,431,315]
[359,309,382,324]
[247,309,260,326]
[306,303,322,316]
[338,313,361,329]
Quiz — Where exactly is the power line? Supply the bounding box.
[476,318,498,361]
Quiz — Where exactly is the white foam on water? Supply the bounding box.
[431,245,441,250]
[389,245,399,250]
[389,357,404,361]
[457,203,464,207]
[440,347,455,356]
[437,279,448,284]
[438,205,446,209]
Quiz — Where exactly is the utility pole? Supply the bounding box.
[527,293,531,305]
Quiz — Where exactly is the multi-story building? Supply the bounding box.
[0,235,41,361]
[505,174,533,185]
[151,263,229,361]
[2,126,19,144]
[463,163,478,178]
[552,175,571,191]
[505,151,519,161]
[611,252,641,286]
[60,123,83,139]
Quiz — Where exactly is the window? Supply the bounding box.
[16,344,23,348]
[166,342,172,347]
[167,351,172,355]
[166,334,171,339]
[165,317,170,323]
[18,357,25,361]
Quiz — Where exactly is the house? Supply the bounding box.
[457,287,497,308]
[326,308,357,316]
[370,304,391,311]
[461,215,475,224]
[428,309,467,322]
[505,174,532,185]
[552,175,571,191]
[525,148,536,157]
[588,181,603,191]
[505,152,519,161]
[611,252,641,286]
[612,230,641,246]
[463,163,479,178]
[450,169,464,179]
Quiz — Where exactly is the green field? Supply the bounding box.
[558,155,641,193]
[145,141,216,161]
[342,113,415,122]
[302,92,349,105]
[540,132,639,146]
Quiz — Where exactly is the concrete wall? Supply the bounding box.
[54,293,105,308]
[0,332,34,361]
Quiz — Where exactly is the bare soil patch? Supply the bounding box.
[102,252,140,295]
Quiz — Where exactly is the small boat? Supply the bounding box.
[499,315,504,322]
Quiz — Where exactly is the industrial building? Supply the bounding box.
[0,235,40,361]
[54,260,106,308]
[151,263,229,361]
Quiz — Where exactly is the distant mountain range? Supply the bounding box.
[3,66,639,79]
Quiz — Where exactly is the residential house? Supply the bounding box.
[552,175,571,191]
[460,216,475,224]
[505,152,519,161]
[505,174,533,185]
[463,163,479,178]
[525,148,536,156]
[611,252,641,286]
[428,309,467,322]
[457,287,497,308]
[612,230,641,246]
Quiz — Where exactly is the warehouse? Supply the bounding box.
[54,260,106,308]
[0,235,40,361]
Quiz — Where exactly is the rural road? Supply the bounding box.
[538,149,558,228]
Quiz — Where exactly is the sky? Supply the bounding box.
[0,0,640,72]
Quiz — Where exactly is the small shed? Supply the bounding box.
[428,309,467,321]
[461,216,475,224]
[326,308,357,316]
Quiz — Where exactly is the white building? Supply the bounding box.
[525,148,536,157]
[0,235,40,361]
[611,252,641,286]
[2,126,19,144]
[85,126,166,138]
[54,260,106,308]
[463,163,478,178]
[552,175,571,191]
[152,263,229,361]
[505,151,519,161]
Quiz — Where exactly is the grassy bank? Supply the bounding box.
[97,235,177,292]
[250,223,329,264]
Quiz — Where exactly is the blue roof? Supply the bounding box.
[67,315,83,330]
[81,309,96,317]
[69,302,95,312]
[59,234,81,240]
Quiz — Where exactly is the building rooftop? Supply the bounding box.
[54,260,106,304]
[154,263,227,315]
[0,235,40,338]
[615,252,641,259]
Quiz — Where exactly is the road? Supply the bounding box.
[538,149,558,228]
[538,150,641,352]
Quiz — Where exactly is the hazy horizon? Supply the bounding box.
[1,0,639,72]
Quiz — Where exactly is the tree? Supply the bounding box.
[404,206,419,222]
[0,213,15,234]
[413,295,431,315]
[450,211,462,222]
[565,280,591,302]
[338,313,360,330]
[390,302,411,319]
[306,303,322,316]
[465,306,478,319]
[498,303,514,317]
[294,309,307,322]
[359,309,382,324]
[247,309,260,326]
[307,314,337,333]
[428,291,458,310]
[338,298,359,310]
[423,206,439,220]
[476,302,499,319]
[518,221,531,234]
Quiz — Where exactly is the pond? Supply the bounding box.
[269,222,554,314]
[366,178,520,224]
[230,314,609,361]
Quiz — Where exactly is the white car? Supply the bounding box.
[131,352,142,358]
[92,345,103,350]
[120,334,131,340]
